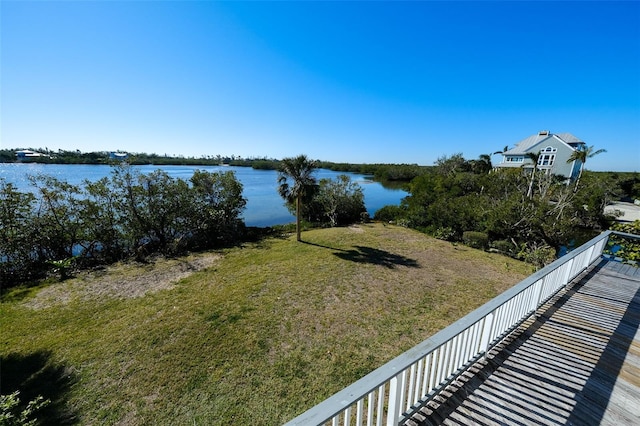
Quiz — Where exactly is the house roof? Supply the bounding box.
[554,133,583,144]
[504,131,584,155]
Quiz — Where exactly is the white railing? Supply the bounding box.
[285,230,625,426]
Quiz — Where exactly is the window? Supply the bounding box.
[536,147,556,167]
[538,154,555,166]
[506,156,524,163]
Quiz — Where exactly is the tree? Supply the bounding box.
[277,155,317,241]
[493,145,509,155]
[526,151,541,198]
[81,177,126,262]
[0,180,38,282]
[190,170,246,246]
[469,154,493,174]
[567,145,607,192]
[110,165,193,256]
[28,175,85,262]
[434,153,469,176]
[303,175,366,227]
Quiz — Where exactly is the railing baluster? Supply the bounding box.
[421,353,431,397]
[494,304,505,340]
[502,298,513,329]
[513,293,524,324]
[436,342,449,384]
[452,333,461,374]
[445,340,453,377]
[356,399,364,426]
[428,349,437,391]
[367,391,375,426]
[343,407,351,426]
[444,339,454,379]
[446,339,455,378]
[407,363,416,411]
[387,374,401,426]
[452,333,462,376]
[376,384,384,426]
[459,328,470,371]
[481,311,495,358]
[414,358,424,403]
[396,369,407,425]
[562,259,573,290]
[467,322,478,361]
[535,277,544,307]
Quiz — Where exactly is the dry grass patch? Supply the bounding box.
[24,252,221,309]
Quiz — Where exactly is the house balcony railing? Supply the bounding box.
[284,230,637,426]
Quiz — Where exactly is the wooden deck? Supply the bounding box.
[409,259,640,426]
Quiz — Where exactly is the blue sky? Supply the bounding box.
[2,1,639,171]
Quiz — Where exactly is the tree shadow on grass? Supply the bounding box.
[334,245,420,269]
[301,240,420,268]
[1,350,78,425]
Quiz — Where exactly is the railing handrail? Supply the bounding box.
[285,230,634,426]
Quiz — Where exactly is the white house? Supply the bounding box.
[109,152,128,160]
[15,150,47,161]
[495,130,585,181]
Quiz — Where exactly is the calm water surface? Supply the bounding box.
[0,163,407,227]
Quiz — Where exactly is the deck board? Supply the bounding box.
[411,259,640,425]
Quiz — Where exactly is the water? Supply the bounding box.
[0,163,407,227]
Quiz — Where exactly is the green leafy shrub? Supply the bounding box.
[462,231,489,249]
[517,244,555,270]
[490,240,517,256]
[605,220,640,264]
[298,175,366,227]
[433,227,456,241]
[46,257,76,281]
[373,205,404,222]
[0,165,249,287]
[0,391,49,426]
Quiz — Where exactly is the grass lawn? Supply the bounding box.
[0,223,532,425]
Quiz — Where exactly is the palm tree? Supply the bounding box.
[493,145,509,155]
[567,145,607,192]
[478,154,493,173]
[277,155,317,241]
[526,151,541,198]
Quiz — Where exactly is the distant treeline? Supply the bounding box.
[1,147,431,182]
[0,148,267,166]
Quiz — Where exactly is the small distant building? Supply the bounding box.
[15,150,46,161]
[495,131,585,181]
[109,152,128,160]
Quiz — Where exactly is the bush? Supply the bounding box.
[490,240,517,256]
[0,181,42,283]
[0,165,249,287]
[462,231,489,249]
[517,244,555,270]
[0,391,49,426]
[605,220,640,264]
[433,227,456,241]
[299,175,366,227]
[373,205,404,222]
